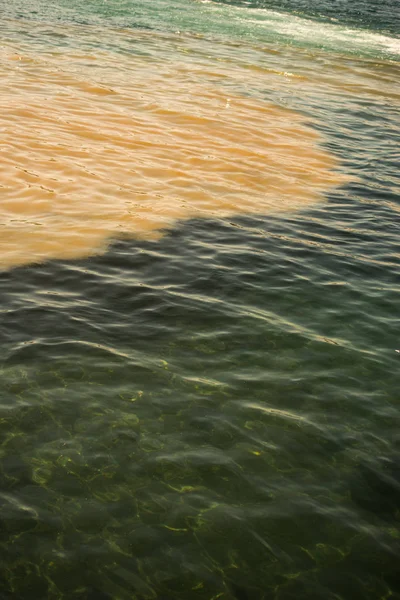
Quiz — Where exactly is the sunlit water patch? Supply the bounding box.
[0,24,349,270]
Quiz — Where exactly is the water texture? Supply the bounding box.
[0,0,399,598]
[0,24,346,268]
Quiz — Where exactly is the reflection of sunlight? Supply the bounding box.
[0,35,346,270]
[245,402,306,423]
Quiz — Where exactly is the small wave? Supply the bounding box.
[221,4,400,57]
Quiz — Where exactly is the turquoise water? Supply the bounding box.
[0,0,399,598]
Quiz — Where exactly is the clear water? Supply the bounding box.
[0,0,399,598]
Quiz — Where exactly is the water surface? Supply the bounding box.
[0,0,399,598]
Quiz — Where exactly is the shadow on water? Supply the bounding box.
[0,194,399,599]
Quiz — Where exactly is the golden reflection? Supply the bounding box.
[0,37,347,269]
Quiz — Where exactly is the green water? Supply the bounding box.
[0,0,400,598]
[2,213,399,598]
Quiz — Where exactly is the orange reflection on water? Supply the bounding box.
[0,33,347,269]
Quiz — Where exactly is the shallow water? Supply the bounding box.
[0,0,399,599]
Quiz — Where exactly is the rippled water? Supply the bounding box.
[0,0,399,598]
[1,23,347,268]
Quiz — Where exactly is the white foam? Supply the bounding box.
[212,3,400,57]
[271,15,400,56]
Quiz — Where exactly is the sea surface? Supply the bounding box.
[0,0,399,598]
